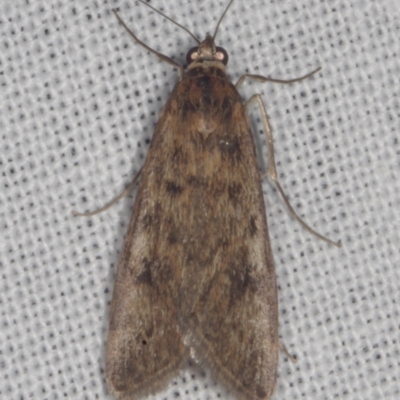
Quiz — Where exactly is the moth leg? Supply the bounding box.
[112,9,184,78]
[72,167,142,217]
[235,67,321,89]
[245,94,340,247]
[279,341,297,363]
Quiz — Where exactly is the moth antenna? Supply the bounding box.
[213,0,235,40]
[137,0,200,44]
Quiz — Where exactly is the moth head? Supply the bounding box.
[186,34,229,66]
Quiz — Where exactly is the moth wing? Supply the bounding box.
[173,79,279,400]
[106,109,189,399]
[107,72,278,400]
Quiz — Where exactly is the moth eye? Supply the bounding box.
[215,46,229,65]
[186,46,199,65]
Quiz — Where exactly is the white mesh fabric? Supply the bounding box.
[1,0,399,399]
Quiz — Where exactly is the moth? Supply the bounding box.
[77,1,339,399]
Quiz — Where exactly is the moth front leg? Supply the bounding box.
[73,167,142,217]
[235,67,321,90]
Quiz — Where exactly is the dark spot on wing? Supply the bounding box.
[141,201,162,231]
[221,96,233,119]
[141,214,153,231]
[167,229,179,245]
[218,136,241,163]
[136,258,174,288]
[249,215,258,237]
[136,258,153,285]
[228,182,242,204]
[228,252,257,307]
[165,180,184,196]
[181,101,196,120]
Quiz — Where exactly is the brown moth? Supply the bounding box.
[107,26,277,398]
[94,1,339,399]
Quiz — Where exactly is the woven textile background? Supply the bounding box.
[1,0,399,399]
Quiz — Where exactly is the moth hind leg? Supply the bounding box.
[245,93,340,247]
